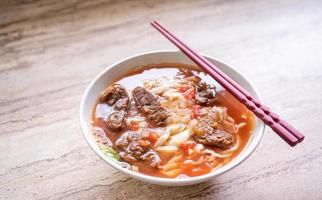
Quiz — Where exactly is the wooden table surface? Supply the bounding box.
[1,0,322,199]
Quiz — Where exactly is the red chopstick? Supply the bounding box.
[151,20,304,146]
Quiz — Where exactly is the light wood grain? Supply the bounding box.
[1,0,322,199]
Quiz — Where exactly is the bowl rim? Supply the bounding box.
[79,49,265,185]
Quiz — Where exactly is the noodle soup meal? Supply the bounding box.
[91,64,255,178]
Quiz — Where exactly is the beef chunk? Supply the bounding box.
[115,132,146,162]
[195,82,217,106]
[140,149,161,168]
[107,111,126,131]
[115,131,140,150]
[194,108,234,149]
[195,129,233,149]
[132,87,170,126]
[115,131,161,168]
[100,84,129,131]
[114,97,129,111]
[100,84,129,111]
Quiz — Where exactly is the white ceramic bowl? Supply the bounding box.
[80,50,265,186]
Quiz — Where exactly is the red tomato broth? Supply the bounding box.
[92,64,255,178]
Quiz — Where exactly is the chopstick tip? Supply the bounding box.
[151,20,161,26]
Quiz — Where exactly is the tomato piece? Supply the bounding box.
[178,84,190,93]
[191,105,201,119]
[183,88,195,100]
[180,141,196,154]
[147,132,158,145]
[183,160,194,170]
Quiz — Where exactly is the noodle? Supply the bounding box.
[154,130,170,147]
[192,156,205,165]
[237,122,246,129]
[167,153,183,164]
[160,168,182,177]
[204,149,233,158]
[168,129,191,146]
[156,146,179,153]
[161,163,180,171]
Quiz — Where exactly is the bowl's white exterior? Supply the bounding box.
[80,50,265,186]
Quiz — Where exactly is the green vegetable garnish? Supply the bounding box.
[101,146,120,161]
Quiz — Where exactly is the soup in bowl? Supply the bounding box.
[80,50,264,186]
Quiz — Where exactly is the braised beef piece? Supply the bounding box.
[195,129,233,149]
[115,131,161,168]
[100,84,129,131]
[140,149,161,168]
[107,111,126,131]
[115,131,140,150]
[100,84,129,111]
[132,87,170,127]
[195,82,217,106]
[114,98,129,111]
[194,108,234,149]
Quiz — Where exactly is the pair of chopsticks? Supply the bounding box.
[151,20,304,146]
